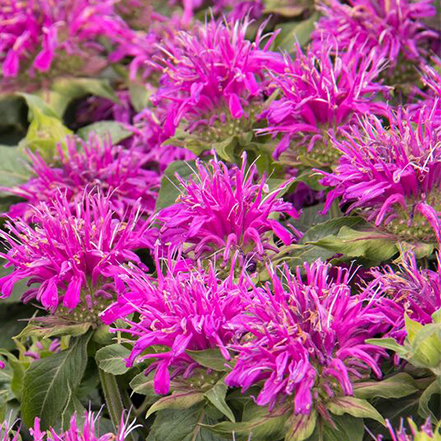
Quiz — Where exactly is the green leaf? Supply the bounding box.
[353,373,419,400]
[418,379,440,421]
[326,397,385,425]
[186,349,229,372]
[307,415,364,441]
[202,404,289,441]
[146,403,221,441]
[203,380,235,422]
[130,372,156,397]
[19,93,60,118]
[146,391,205,419]
[19,106,72,162]
[0,145,31,188]
[128,82,152,112]
[0,350,25,401]
[156,160,197,211]
[95,344,131,376]
[21,332,92,429]
[285,410,317,441]
[15,322,91,339]
[300,217,366,244]
[77,121,133,144]
[308,226,397,263]
[276,11,320,50]
[366,338,408,356]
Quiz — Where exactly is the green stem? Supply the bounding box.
[98,367,125,431]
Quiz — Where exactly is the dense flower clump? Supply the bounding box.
[260,39,387,163]
[320,107,441,243]
[4,135,160,220]
[0,0,440,439]
[0,191,151,313]
[225,261,387,413]
[158,155,299,265]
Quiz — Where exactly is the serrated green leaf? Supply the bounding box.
[146,391,205,419]
[300,217,366,244]
[285,409,317,441]
[202,404,289,441]
[21,332,92,429]
[186,349,229,372]
[326,396,385,425]
[146,404,221,441]
[95,344,131,376]
[204,380,235,422]
[77,121,132,144]
[353,373,419,400]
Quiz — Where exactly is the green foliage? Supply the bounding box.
[95,344,131,375]
[21,333,92,429]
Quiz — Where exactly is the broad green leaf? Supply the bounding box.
[285,409,317,441]
[146,391,205,418]
[19,93,60,118]
[307,414,364,441]
[326,396,385,425]
[0,145,31,188]
[95,344,131,376]
[21,332,92,429]
[276,11,320,50]
[186,349,229,372]
[156,160,198,211]
[300,217,366,244]
[308,226,397,263]
[202,404,289,441]
[15,322,91,339]
[204,380,235,422]
[130,372,156,396]
[77,121,133,144]
[353,373,418,400]
[146,404,221,441]
[0,350,25,401]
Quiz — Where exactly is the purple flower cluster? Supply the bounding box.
[0,191,150,313]
[225,261,386,413]
[4,135,160,221]
[158,155,299,265]
[320,107,441,243]
[104,260,245,395]
[260,39,387,163]
[0,0,133,89]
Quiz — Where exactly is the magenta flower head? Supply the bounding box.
[157,154,299,266]
[28,411,137,441]
[312,0,439,87]
[320,105,441,244]
[225,260,387,414]
[259,39,387,164]
[3,135,160,221]
[105,260,246,395]
[370,252,441,343]
[0,190,151,319]
[152,18,283,147]
[0,0,133,90]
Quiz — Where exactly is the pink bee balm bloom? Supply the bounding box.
[0,0,133,88]
[104,261,246,395]
[158,154,299,265]
[152,19,283,140]
[320,105,441,244]
[225,261,387,413]
[28,411,137,441]
[370,252,441,343]
[259,39,387,163]
[3,135,160,221]
[0,191,151,314]
[312,0,439,83]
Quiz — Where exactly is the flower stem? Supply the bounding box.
[98,367,125,431]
